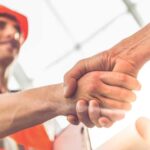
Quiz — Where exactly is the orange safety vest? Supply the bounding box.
[0,124,53,150]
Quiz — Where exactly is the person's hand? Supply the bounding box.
[65,52,141,126]
[75,100,126,128]
[67,71,140,127]
[64,23,150,126]
[136,117,150,145]
[64,23,150,98]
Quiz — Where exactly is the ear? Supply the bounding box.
[19,34,25,45]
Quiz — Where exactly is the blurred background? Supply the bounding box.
[1,0,150,149]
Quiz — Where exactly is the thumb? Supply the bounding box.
[113,58,139,77]
[64,78,77,98]
[64,60,87,98]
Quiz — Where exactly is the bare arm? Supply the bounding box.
[65,23,150,126]
[0,84,72,137]
[0,71,139,137]
[65,23,150,96]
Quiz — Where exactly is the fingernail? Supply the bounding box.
[101,123,107,127]
[99,121,107,127]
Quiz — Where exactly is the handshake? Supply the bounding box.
[1,22,150,138]
[64,70,140,128]
[63,23,150,128]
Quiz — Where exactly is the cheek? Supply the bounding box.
[0,45,9,52]
[13,46,19,52]
[0,32,4,39]
[0,45,16,58]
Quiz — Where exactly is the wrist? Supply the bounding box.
[110,23,150,70]
[46,84,76,117]
[129,23,150,64]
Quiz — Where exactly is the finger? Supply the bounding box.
[100,71,141,91]
[97,96,132,110]
[98,109,125,128]
[67,115,79,125]
[63,78,77,98]
[76,100,94,128]
[88,100,121,127]
[98,117,113,128]
[113,58,139,77]
[88,100,101,127]
[100,108,125,122]
[64,60,87,98]
[96,82,136,102]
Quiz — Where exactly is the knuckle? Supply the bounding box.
[119,89,130,100]
[91,71,100,78]
[109,101,118,109]
[88,73,96,80]
[119,103,131,110]
[110,102,125,109]
[104,87,112,96]
[118,74,127,83]
[99,72,105,80]
[118,102,126,109]
[125,91,136,102]
[117,103,126,109]
[76,59,86,67]
[97,81,104,91]
[101,99,113,109]
[106,100,131,110]
[98,97,105,107]
[87,73,98,82]
[119,89,126,98]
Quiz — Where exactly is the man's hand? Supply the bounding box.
[64,23,150,126]
[65,23,150,97]
[65,51,141,126]
[67,71,140,127]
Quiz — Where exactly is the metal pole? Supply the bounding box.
[123,0,143,27]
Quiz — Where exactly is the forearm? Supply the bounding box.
[0,83,75,137]
[110,23,150,68]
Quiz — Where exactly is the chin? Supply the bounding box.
[0,56,14,67]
